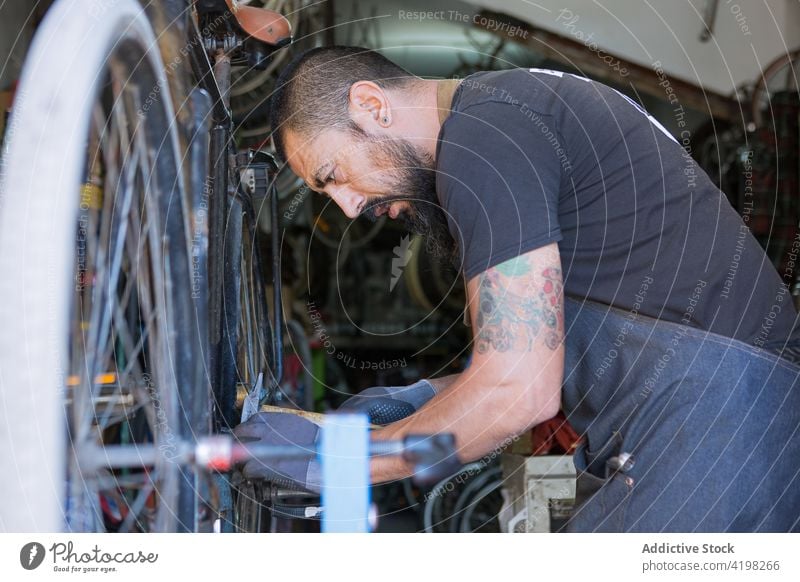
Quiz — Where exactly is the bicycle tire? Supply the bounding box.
[229,196,281,532]
[237,198,276,404]
[216,192,276,432]
[0,0,200,532]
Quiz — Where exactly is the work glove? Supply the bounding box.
[232,411,321,494]
[338,379,437,425]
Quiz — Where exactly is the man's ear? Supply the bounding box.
[348,80,392,130]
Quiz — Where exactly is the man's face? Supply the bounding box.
[284,127,457,261]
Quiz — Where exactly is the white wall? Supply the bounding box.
[465,0,800,95]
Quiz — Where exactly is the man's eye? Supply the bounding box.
[326,171,336,184]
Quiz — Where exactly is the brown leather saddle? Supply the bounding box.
[197,0,292,47]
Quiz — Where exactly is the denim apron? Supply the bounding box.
[560,297,800,532]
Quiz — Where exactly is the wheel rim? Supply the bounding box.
[64,49,185,533]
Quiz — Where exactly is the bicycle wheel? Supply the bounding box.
[236,200,275,407]
[228,197,280,532]
[233,479,271,533]
[0,0,202,532]
[216,193,276,432]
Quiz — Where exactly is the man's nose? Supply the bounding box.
[328,186,365,219]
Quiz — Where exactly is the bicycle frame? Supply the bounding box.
[177,2,285,434]
[135,1,287,530]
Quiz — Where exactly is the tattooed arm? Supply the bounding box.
[370,243,564,483]
[475,249,563,353]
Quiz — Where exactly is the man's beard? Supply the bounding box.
[359,137,459,266]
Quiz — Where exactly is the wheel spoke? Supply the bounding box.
[90,111,144,384]
[66,82,177,532]
[74,100,132,442]
[117,470,159,533]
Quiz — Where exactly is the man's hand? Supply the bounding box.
[232,411,321,493]
[338,379,438,424]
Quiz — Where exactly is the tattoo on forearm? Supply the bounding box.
[474,255,563,353]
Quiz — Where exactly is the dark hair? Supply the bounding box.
[269,46,416,162]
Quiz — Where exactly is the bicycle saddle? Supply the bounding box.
[196,0,292,47]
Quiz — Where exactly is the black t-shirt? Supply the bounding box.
[435,68,799,347]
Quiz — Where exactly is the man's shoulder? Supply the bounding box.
[436,68,577,174]
[454,67,603,113]
[454,68,546,112]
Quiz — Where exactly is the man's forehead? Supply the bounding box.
[284,129,339,184]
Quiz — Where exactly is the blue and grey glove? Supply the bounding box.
[232,412,321,493]
[338,379,437,425]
